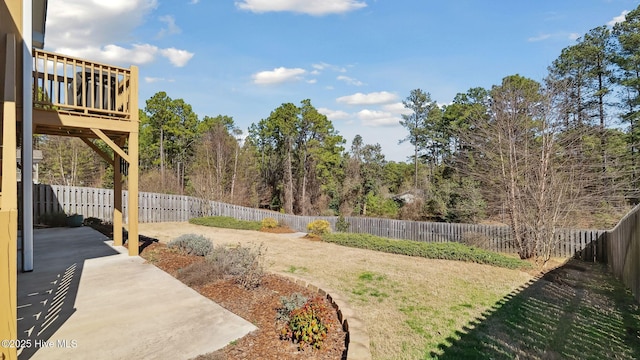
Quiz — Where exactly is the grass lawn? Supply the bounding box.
[137,221,640,360]
[432,260,640,359]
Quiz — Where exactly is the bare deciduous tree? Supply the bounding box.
[462,75,619,265]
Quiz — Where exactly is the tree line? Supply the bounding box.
[36,6,640,260]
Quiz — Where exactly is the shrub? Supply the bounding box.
[307,220,331,236]
[281,296,331,350]
[276,293,308,322]
[189,216,262,231]
[207,243,265,289]
[261,217,279,229]
[167,234,213,256]
[322,233,531,270]
[177,260,219,287]
[39,211,68,227]
[335,215,350,232]
[83,217,103,226]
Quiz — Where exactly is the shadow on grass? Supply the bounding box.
[430,259,640,359]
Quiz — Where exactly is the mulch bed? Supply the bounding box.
[259,226,298,234]
[141,242,347,360]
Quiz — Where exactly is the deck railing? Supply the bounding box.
[32,49,134,119]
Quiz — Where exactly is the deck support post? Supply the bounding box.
[127,66,139,256]
[113,138,123,246]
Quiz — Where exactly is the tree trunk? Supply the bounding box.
[284,138,294,214]
[231,144,238,201]
[414,142,418,189]
[598,64,607,189]
[160,127,165,189]
[300,148,308,215]
[216,141,223,199]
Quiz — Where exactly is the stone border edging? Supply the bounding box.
[278,273,372,360]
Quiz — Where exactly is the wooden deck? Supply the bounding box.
[26,49,141,255]
[31,48,138,138]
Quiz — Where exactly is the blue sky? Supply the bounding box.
[45,0,638,161]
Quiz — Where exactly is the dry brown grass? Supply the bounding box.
[135,222,532,360]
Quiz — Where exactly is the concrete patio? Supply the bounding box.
[16,227,256,360]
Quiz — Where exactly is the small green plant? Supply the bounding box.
[167,234,213,256]
[307,220,331,236]
[352,271,391,303]
[280,296,331,350]
[261,217,279,229]
[336,215,350,232]
[276,293,308,322]
[286,265,308,274]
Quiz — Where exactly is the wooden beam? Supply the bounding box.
[113,143,123,247]
[90,128,129,163]
[2,34,17,211]
[80,137,114,165]
[32,108,138,134]
[127,65,139,256]
[127,131,139,256]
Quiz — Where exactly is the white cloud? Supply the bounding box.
[311,62,348,74]
[47,0,158,49]
[382,102,413,115]
[318,107,350,120]
[337,91,398,105]
[160,48,194,67]
[337,75,363,86]
[608,10,629,26]
[527,33,552,42]
[312,62,330,70]
[528,32,581,42]
[252,67,307,85]
[357,109,401,127]
[157,15,181,38]
[235,0,367,16]
[55,44,159,65]
[144,76,175,84]
[46,0,193,68]
[307,79,318,84]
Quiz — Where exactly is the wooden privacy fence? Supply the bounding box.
[605,204,640,303]
[32,184,607,259]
